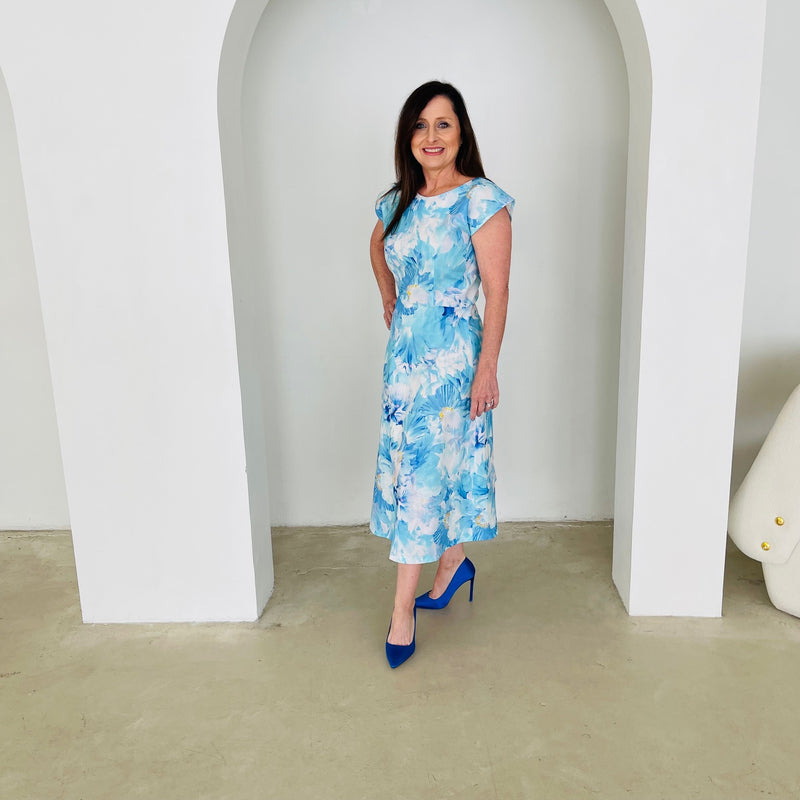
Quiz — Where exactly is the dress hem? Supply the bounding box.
[369,522,498,565]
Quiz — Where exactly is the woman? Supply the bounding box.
[370,81,514,668]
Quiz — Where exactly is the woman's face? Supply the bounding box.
[410,95,462,173]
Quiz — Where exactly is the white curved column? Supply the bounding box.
[0,1,272,621]
[219,0,274,616]
[606,0,767,615]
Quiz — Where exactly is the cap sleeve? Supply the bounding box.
[375,189,400,224]
[467,179,515,236]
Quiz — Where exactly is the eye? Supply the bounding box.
[414,122,426,129]
[437,121,450,128]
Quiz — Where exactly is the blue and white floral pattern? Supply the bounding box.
[370,178,515,564]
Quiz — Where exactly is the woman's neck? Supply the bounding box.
[419,167,470,197]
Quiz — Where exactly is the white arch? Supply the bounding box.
[217,0,652,607]
[219,0,767,617]
[0,0,766,620]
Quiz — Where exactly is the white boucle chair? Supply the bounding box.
[729,384,800,618]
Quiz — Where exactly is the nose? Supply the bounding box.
[425,126,437,143]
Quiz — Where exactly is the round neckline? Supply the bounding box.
[416,177,479,200]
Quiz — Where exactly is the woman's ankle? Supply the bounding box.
[438,554,464,571]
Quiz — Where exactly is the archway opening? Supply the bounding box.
[225,0,632,531]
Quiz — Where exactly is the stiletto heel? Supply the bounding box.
[385,608,416,669]
[415,557,476,610]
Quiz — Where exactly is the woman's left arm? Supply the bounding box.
[470,208,512,420]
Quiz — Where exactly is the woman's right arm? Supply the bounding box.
[370,220,396,329]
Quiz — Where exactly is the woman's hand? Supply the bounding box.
[470,363,499,420]
[383,296,396,329]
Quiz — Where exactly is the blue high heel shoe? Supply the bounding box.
[415,557,476,609]
[385,608,416,669]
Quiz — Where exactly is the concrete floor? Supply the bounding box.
[2,523,800,800]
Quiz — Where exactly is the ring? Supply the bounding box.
[486,398,494,407]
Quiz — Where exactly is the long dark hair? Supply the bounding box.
[382,81,487,238]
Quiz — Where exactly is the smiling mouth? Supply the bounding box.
[422,147,444,154]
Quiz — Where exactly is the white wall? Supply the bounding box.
[0,69,68,530]
[242,0,629,525]
[732,0,800,491]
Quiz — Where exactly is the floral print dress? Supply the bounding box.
[370,178,515,564]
